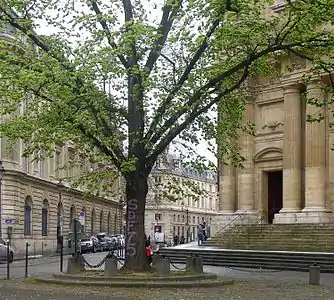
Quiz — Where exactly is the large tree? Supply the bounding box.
[1,0,334,270]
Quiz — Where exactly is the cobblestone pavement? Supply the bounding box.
[2,251,334,287]
[0,279,334,299]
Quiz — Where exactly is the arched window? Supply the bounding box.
[57,202,63,240]
[69,205,75,228]
[114,214,118,234]
[42,200,49,236]
[81,207,86,235]
[107,212,111,234]
[173,214,176,222]
[24,196,32,235]
[177,215,180,222]
[91,209,95,235]
[100,210,103,232]
[192,216,195,224]
[182,215,185,223]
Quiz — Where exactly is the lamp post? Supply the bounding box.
[0,160,5,236]
[181,201,189,243]
[56,180,64,252]
[119,196,125,234]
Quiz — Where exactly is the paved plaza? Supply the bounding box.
[1,244,334,299]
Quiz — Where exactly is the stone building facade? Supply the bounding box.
[217,58,334,227]
[0,23,124,255]
[144,154,218,243]
[216,0,334,229]
[0,141,124,254]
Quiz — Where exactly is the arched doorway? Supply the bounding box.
[57,202,64,249]
[41,199,49,236]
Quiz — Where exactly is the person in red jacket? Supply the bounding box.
[145,239,153,265]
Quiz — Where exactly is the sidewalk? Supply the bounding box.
[171,241,217,250]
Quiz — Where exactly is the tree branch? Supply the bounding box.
[145,0,183,73]
[144,18,221,143]
[148,61,251,164]
[148,37,332,158]
[89,0,130,69]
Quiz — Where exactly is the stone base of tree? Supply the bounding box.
[35,272,233,288]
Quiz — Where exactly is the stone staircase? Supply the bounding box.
[205,224,334,252]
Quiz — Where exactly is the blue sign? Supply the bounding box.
[79,211,85,217]
[3,218,19,225]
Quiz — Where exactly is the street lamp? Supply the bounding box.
[181,201,189,243]
[119,196,125,234]
[56,179,64,253]
[0,160,5,236]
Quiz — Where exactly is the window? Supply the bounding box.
[173,214,176,222]
[193,216,195,224]
[107,212,111,234]
[0,238,5,245]
[100,211,103,232]
[24,197,32,235]
[55,151,61,178]
[182,215,185,223]
[39,150,45,178]
[81,207,86,234]
[154,213,161,221]
[91,209,96,234]
[177,215,180,222]
[69,205,75,225]
[42,200,48,236]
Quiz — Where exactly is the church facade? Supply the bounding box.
[217,54,334,228]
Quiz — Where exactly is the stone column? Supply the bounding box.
[303,81,328,213]
[281,84,302,213]
[237,100,255,212]
[218,162,235,213]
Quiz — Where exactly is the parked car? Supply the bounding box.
[105,237,118,251]
[0,237,14,262]
[80,236,101,253]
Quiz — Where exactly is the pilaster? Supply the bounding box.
[218,163,236,213]
[237,99,255,213]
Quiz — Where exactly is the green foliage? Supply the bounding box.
[1,0,334,196]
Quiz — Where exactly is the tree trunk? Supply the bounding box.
[122,172,149,271]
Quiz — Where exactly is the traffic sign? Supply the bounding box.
[79,211,85,226]
[3,218,19,225]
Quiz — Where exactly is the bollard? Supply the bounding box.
[156,258,170,277]
[309,263,321,285]
[152,253,161,267]
[6,240,10,280]
[193,256,203,274]
[186,255,195,272]
[67,256,85,274]
[25,241,29,278]
[104,257,118,277]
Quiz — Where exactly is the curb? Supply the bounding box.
[32,277,234,288]
[14,253,72,262]
[53,272,218,282]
